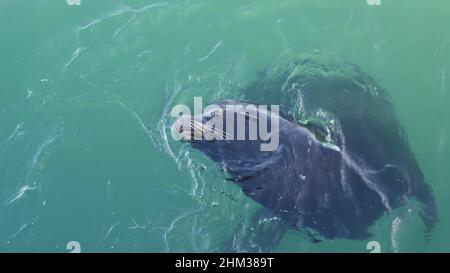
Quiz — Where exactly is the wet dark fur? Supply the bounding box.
[188,58,437,251]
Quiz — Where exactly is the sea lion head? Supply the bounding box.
[172,100,283,177]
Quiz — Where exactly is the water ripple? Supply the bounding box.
[77,2,168,34]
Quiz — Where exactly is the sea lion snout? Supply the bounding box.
[173,117,185,133]
[172,115,207,141]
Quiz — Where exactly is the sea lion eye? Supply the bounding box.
[210,112,216,118]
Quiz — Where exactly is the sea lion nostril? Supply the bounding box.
[172,118,188,139]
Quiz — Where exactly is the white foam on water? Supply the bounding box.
[0,122,24,148]
[113,13,137,38]
[156,81,185,165]
[63,47,87,71]
[4,125,62,206]
[5,184,37,205]
[162,207,204,252]
[26,89,33,99]
[391,216,401,253]
[103,222,120,241]
[27,127,61,181]
[116,100,157,147]
[156,74,215,251]
[77,2,168,34]
[10,222,32,239]
[281,64,300,91]
[155,47,251,251]
[128,219,146,230]
[197,41,223,62]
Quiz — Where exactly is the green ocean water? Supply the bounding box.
[0,0,449,253]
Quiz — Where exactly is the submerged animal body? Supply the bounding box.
[173,56,437,250]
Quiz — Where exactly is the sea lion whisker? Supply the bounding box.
[200,123,233,140]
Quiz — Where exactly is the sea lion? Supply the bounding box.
[172,57,437,252]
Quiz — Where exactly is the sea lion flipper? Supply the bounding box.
[414,181,438,233]
[222,208,287,253]
[363,164,412,209]
[303,229,323,243]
